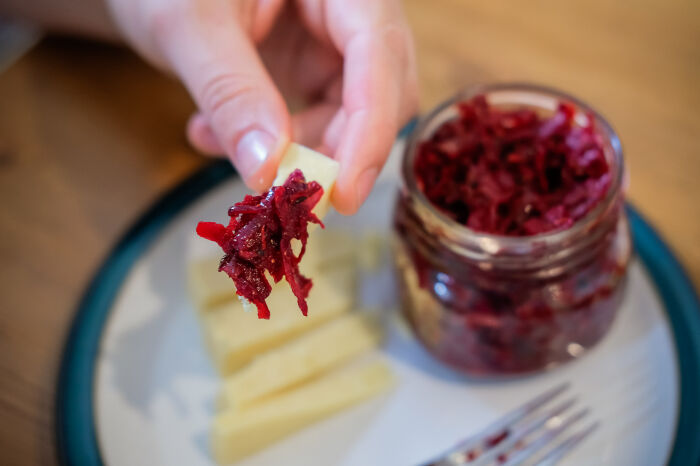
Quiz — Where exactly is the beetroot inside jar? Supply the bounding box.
[393,85,631,376]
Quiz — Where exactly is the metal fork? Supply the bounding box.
[426,383,599,466]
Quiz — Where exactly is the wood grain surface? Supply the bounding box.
[0,1,698,464]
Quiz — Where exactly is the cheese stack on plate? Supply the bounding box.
[187,145,394,464]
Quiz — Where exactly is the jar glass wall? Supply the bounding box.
[392,84,632,376]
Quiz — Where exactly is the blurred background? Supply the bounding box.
[0,0,698,464]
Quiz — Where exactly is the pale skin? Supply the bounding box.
[1,0,419,214]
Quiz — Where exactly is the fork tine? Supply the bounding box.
[428,383,570,466]
[470,397,578,466]
[499,408,591,466]
[482,382,572,435]
[530,422,600,466]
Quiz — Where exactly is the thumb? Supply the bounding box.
[161,9,290,191]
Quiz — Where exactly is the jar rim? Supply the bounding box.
[402,82,625,251]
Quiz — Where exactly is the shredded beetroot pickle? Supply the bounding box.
[414,96,611,235]
[393,94,630,375]
[196,169,323,319]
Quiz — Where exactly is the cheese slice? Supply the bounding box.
[273,143,339,219]
[212,360,394,464]
[303,229,358,272]
[241,143,338,313]
[195,144,339,315]
[358,231,387,271]
[188,256,236,311]
[190,247,322,314]
[305,229,386,271]
[201,262,355,375]
[187,229,360,315]
[218,313,382,411]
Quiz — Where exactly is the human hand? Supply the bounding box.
[106,0,418,214]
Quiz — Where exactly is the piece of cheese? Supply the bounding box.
[201,263,355,375]
[196,144,339,315]
[273,143,339,219]
[188,256,237,311]
[304,229,386,272]
[303,229,358,272]
[239,143,338,312]
[188,229,359,315]
[190,248,321,314]
[358,231,387,271]
[218,313,382,411]
[212,360,394,464]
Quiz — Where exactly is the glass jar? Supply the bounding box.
[392,84,631,376]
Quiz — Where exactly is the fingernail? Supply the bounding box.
[235,130,276,183]
[356,167,380,210]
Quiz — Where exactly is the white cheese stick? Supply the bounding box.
[218,313,382,411]
[189,246,322,314]
[188,229,358,314]
[187,256,236,311]
[302,229,357,272]
[212,360,394,464]
[236,143,339,313]
[189,143,340,314]
[200,262,355,375]
[273,143,339,219]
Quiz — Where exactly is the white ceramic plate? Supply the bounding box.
[90,141,681,466]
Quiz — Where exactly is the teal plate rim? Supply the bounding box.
[55,131,700,466]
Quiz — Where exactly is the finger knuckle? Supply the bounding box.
[199,71,258,116]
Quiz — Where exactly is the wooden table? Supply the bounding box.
[0,1,698,463]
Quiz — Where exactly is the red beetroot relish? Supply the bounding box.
[414,95,611,236]
[393,88,631,375]
[196,169,323,319]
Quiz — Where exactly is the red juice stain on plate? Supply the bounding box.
[196,169,323,319]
